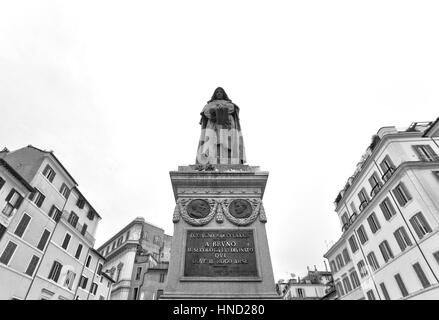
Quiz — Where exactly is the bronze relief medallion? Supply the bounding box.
[186,199,211,219]
[229,199,252,218]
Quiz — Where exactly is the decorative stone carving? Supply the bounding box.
[215,201,224,223]
[172,201,181,223]
[221,198,261,226]
[229,199,252,218]
[259,203,267,223]
[179,198,218,226]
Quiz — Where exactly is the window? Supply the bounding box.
[367,212,381,234]
[358,188,370,211]
[366,290,376,300]
[434,251,439,266]
[394,227,413,252]
[413,262,431,289]
[413,145,438,162]
[367,251,380,271]
[357,225,368,244]
[336,254,344,269]
[42,164,56,182]
[99,295,105,300]
[78,275,88,289]
[342,248,350,263]
[335,282,345,297]
[156,289,163,300]
[116,263,123,282]
[0,176,5,190]
[135,267,142,280]
[409,212,432,240]
[59,183,70,198]
[341,212,349,230]
[330,260,337,273]
[75,244,83,259]
[159,273,166,283]
[394,273,409,297]
[97,263,103,275]
[133,287,139,300]
[0,241,18,265]
[61,233,71,250]
[48,261,63,282]
[342,276,352,293]
[368,172,383,197]
[117,236,123,246]
[379,240,394,263]
[348,235,359,253]
[126,230,130,241]
[153,235,162,246]
[67,212,79,228]
[76,198,85,209]
[25,255,40,276]
[2,189,24,216]
[393,183,412,206]
[87,210,95,220]
[380,155,395,181]
[380,282,390,300]
[29,189,45,208]
[81,224,88,236]
[379,197,397,220]
[349,202,357,216]
[296,288,305,298]
[37,229,51,251]
[90,282,98,295]
[357,260,368,278]
[48,205,62,222]
[64,270,76,290]
[14,213,31,237]
[86,255,92,268]
[350,271,360,289]
[0,224,6,242]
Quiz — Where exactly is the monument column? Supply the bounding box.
[161,88,279,300]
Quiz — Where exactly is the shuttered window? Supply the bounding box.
[48,206,62,222]
[335,282,345,297]
[342,248,351,263]
[42,164,56,182]
[0,176,5,190]
[367,251,380,271]
[379,197,397,220]
[392,182,412,206]
[342,276,352,293]
[37,229,51,250]
[348,235,359,253]
[357,225,368,244]
[394,273,409,297]
[357,260,368,278]
[409,212,432,240]
[25,255,40,276]
[350,271,360,288]
[394,227,413,252]
[380,155,395,181]
[29,189,45,208]
[0,224,6,241]
[59,183,70,198]
[48,261,63,282]
[0,241,18,265]
[368,172,383,197]
[14,213,31,237]
[67,212,79,228]
[379,240,394,263]
[380,282,390,300]
[367,212,381,234]
[75,244,83,259]
[61,233,71,250]
[413,262,431,289]
[366,290,376,300]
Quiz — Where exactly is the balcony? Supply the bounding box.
[358,200,369,212]
[60,211,95,245]
[381,167,395,182]
[370,183,382,198]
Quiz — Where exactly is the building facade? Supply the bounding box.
[276,268,333,300]
[97,217,171,300]
[324,119,439,300]
[0,145,113,300]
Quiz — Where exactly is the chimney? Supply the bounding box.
[323,260,328,272]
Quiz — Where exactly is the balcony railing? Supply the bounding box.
[370,183,382,198]
[358,200,369,212]
[381,167,395,182]
[60,211,95,245]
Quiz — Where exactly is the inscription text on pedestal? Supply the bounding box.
[184,229,257,277]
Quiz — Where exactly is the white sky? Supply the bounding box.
[1,0,439,281]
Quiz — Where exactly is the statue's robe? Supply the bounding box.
[196,99,246,165]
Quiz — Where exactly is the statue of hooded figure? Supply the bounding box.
[196,87,247,165]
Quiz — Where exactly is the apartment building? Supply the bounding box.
[0,145,113,300]
[97,217,172,300]
[324,119,439,300]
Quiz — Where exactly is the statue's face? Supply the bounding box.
[215,89,224,100]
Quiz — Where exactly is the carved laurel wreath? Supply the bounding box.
[173,198,267,226]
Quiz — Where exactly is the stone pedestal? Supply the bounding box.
[161,165,279,300]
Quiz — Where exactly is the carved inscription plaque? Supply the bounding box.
[184,229,257,277]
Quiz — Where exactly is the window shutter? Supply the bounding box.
[0,177,5,190]
[419,213,432,233]
[36,194,45,208]
[5,189,16,203]
[401,183,412,201]
[42,165,49,176]
[394,230,404,251]
[392,187,404,206]
[14,194,24,209]
[28,191,36,201]
[409,216,423,239]
[425,145,438,160]
[413,146,426,161]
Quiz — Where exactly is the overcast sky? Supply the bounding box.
[1,0,439,281]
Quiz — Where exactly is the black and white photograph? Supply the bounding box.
[1,0,439,311]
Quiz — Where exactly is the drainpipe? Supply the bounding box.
[372,160,439,283]
[24,185,75,300]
